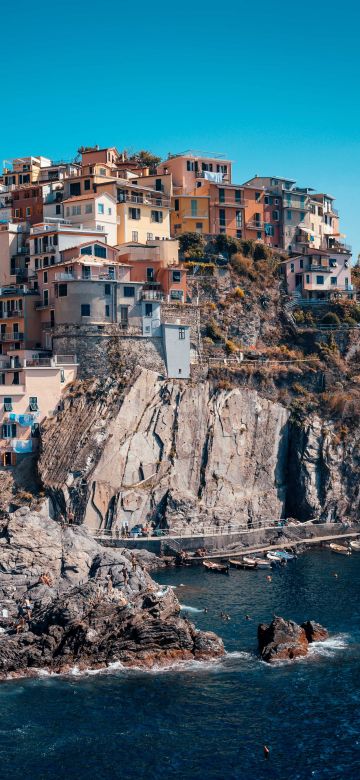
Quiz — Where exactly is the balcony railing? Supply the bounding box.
[35,299,55,309]
[141,290,164,301]
[117,193,171,208]
[53,355,77,364]
[1,332,24,341]
[0,310,23,319]
[246,220,265,230]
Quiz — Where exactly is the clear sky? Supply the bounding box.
[1,0,359,257]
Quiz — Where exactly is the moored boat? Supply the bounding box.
[350,540,360,551]
[267,551,286,563]
[251,557,272,569]
[329,543,351,556]
[228,558,256,570]
[203,560,229,574]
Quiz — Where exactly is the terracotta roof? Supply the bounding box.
[63,192,116,203]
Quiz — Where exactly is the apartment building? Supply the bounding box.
[63,192,118,245]
[0,352,77,467]
[0,223,30,286]
[95,180,171,244]
[116,239,187,303]
[157,151,232,193]
[1,156,52,188]
[171,194,210,235]
[283,248,353,302]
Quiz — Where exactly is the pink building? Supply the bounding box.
[283,249,353,301]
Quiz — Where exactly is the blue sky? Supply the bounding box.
[1,0,359,257]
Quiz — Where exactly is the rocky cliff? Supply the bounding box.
[0,509,223,678]
[38,365,360,532]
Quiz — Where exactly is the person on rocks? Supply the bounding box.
[24,597,32,621]
[67,511,74,526]
[122,566,129,585]
[131,554,137,572]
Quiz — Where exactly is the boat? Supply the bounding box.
[203,560,229,574]
[229,558,256,570]
[269,550,295,561]
[329,543,351,556]
[251,557,272,569]
[350,540,360,552]
[267,551,286,563]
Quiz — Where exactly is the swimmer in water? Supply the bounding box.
[263,745,270,759]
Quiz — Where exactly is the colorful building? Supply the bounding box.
[282,248,353,301]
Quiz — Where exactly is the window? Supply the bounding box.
[155,179,163,191]
[299,259,303,269]
[43,290,49,306]
[26,207,31,217]
[84,179,91,191]
[15,209,20,218]
[145,303,153,317]
[235,190,242,203]
[257,231,262,240]
[236,211,242,229]
[82,266,91,279]
[123,286,135,298]
[29,396,38,411]
[105,304,110,317]
[255,192,261,202]
[129,208,140,220]
[81,246,92,255]
[58,284,67,297]
[4,397,12,412]
[85,203,92,214]
[316,276,324,285]
[151,210,163,223]
[219,208,226,228]
[191,199,198,217]
[99,168,106,176]
[172,270,181,283]
[186,160,195,171]
[94,244,106,258]
[306,274,310,284]
[69,182,81,196]
[331,277,337,285]
[174,199,179,212]
[98,203,104,215]
[287,210,292,220]
[81,304,91,316]
[55,204,61,215]
[147,268,154,282]
[60,369,65,383]
[179,327,186,340]
[219,189,225,204]
[43,271,48,283]
[105,284,111,296]
[147,233,154,241]
[72,205,81,216]
[196,223,203,232]
[2,423,16,439]
[170,290,183,300]
[300,212,305,222]
[290,263,295,272]
[107,207,112,215]
[132,231,139,242]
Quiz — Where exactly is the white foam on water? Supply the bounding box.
[307,633,350,658]
[179,604,203,613]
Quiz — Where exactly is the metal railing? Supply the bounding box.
[53,354,77,364]
[1,332,24,341]
[0,310,23,319]
[117,193,171,208]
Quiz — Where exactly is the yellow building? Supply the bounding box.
[171,194,210,236]
[96,180,171,244]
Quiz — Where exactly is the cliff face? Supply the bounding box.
[38,367,359,530]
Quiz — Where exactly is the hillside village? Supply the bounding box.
[0,144,359,505]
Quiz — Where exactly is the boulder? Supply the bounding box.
[301,620,329,643]
[258,616,309,663]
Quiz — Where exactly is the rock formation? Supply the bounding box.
[258,616,329,663]
[0,509,224,678]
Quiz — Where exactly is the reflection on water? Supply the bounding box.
[0,549,360,779]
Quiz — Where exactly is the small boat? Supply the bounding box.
[271,550,295,561]
[329,543,351,556]
[229,558,256,570]
[251,557,272,569]
[267,551,286,563]
[350,540,360,552]
[203,560,229,574]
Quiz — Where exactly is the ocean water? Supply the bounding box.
[1,548,360,779]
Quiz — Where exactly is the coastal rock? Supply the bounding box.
[0,510,224,678]
[301,620,329,643]
[257,616,324,663]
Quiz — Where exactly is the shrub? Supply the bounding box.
[321,312,340,325]
[234,287,245,298]
[225,339,239,354]
[253,243,271,262]
[206,319,223,341]
[230,253,254,277]
[178,232,206,256]
[344,317,357,327]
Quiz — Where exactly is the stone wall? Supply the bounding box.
[52,324,166,379]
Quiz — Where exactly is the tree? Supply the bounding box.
[178,232,206,258]
[127,149,161,173]
[212,234,242,257]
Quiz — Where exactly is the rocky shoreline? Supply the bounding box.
[0,509,224,679]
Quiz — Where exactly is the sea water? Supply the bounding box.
[0,549,360,779]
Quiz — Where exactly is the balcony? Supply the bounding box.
[308,265,333,273]
[196,171,230,183]
[117,193,171,208]
[246,220,265,230]
[141,290,164,302]
[0,310,23,319]
[1,332,24,341]
[35,299,55,309]
[283,201,311,211]
[217,199,247,208]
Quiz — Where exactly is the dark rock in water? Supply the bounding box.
[301,620,329,643]
[258,617,308,663]
[0,509,224,678]
[257,615,328,663]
